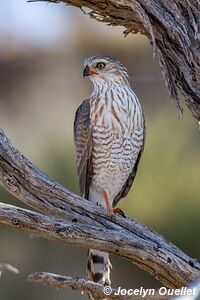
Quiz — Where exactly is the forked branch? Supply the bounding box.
[0,129,200,296]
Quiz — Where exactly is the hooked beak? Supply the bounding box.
[83,65,97,77]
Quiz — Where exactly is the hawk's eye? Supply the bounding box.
[96,62,105,69]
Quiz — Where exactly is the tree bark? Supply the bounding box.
[27,272,168,299]
[0,129,200,298]
[30,0,200,120]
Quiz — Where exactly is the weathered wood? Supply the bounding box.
[30,0,200,120]
[0,263,19,278]
[27,272,166,299]
[0,130,200,291]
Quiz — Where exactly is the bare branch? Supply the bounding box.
[29,0,200,121]
[0,263,19,278]
[0,130,200,290]
[27,272,166,300]
[27,272,132,299]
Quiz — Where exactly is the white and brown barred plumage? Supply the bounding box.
[74,56,145,289]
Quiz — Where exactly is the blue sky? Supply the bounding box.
[0,0,71,47]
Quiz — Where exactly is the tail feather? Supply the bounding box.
[87,249,112,286]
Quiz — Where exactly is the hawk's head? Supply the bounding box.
[83,56,129,85]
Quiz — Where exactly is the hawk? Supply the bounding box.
[74,56,145,288]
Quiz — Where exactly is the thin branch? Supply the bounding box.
[27,272,166,300]
[0,263,19,278]
[0,130,200,290]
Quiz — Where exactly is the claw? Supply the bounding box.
[101,192,126,217]
[96,202,103,208]
[113,207,126,218]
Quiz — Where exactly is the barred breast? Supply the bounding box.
[89,84,144,207]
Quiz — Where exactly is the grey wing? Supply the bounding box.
[113,124,146,208]
[73,99,92,199]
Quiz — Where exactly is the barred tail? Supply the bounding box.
[87,249,112,286]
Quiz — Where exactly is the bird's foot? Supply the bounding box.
[103,191,126,217]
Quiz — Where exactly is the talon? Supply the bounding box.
[113,207,126,218]
[96,202,103,208]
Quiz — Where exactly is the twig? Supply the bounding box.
[0,263,19,278]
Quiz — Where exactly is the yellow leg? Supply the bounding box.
[103,191,113,212]
[102,192,126,217]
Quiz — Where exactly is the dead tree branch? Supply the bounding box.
[30,0,200,121]
[28,272,124,300]
[0,129,200,296]
[27,272,166,299]
[0,263,19,278]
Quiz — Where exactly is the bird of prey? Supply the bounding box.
[74,56,145,288]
